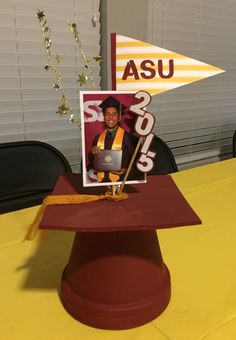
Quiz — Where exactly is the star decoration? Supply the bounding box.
[55,55,64,63]
[70,22,79,37]
[53,83,60,90]
[44,37,51,49]
[43,26,50,33]
[70,22,77,30]
[69,114,78,124]
[93,56,102,62]
[57,104,68,116]
[36,10,45,20]
[36,10,99,125]
[68,21,80,45]
[78,73,87,86]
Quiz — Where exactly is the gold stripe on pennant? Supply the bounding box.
[116,53,186,59]
[116,41,153,47]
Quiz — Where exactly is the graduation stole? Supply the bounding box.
[96,126,124,182]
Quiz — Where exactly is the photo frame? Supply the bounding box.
[80,91,146,187]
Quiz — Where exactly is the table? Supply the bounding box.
[1,158,236,339]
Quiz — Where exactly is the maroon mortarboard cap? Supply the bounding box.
[99,96,127,115]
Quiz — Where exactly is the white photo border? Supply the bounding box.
[80,90,147,187]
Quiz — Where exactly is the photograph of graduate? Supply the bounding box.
[80,91,146,187]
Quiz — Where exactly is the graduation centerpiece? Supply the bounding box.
[26,14,225,330]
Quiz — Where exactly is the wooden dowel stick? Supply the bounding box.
[119,137,143,193]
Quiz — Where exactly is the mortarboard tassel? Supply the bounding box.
[24,191,129,241]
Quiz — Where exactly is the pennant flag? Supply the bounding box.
[111,33,225,96]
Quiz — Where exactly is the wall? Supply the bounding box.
[100,0,148,89]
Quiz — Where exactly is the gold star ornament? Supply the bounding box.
[36,10,45,20]
[78,73,88,86]
[55,55,64,63]
[93,56,102,62]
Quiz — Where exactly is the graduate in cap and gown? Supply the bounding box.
[87,96,136,183]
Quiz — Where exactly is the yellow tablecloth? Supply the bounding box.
[0,158,236,340]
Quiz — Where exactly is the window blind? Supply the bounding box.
[147,0,236,170]
[0,0,101,172]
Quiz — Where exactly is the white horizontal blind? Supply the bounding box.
[147,0,236,170]
[0,0,101,172]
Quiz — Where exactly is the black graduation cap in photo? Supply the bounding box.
[99,96,127,115]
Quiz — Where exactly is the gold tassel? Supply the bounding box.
[24,192,129,241]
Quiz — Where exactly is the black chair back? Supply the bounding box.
[0,140,72,213]
[147,135,178,175]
